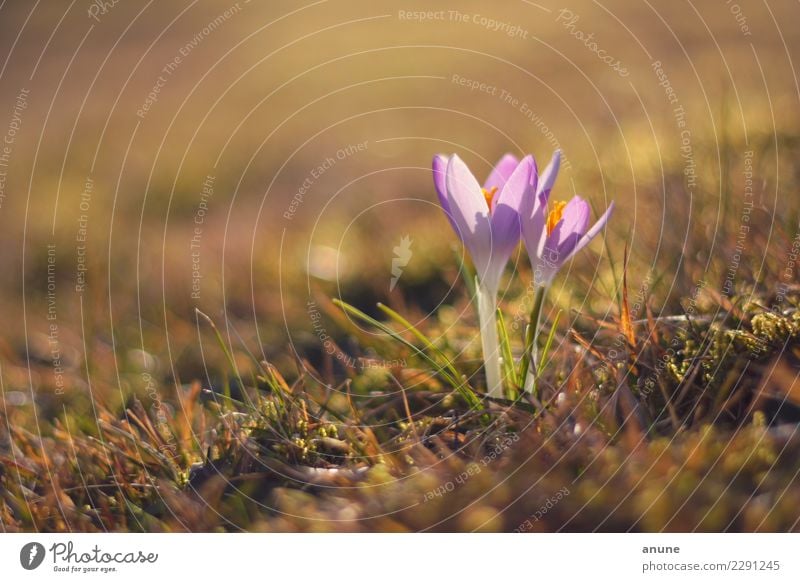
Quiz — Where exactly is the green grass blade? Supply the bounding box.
[333,298,482,410]
[537,309,562,376]
[196,308,243,408]
[454,245,477,306]
[518,286,546,387]
[496,307,517,400]
[376,302,460,381]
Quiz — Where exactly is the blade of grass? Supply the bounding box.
[519,286,546,388]
[592,198,620,293]
[376,302,460,382]
[496,308,517,400]
[453,243,480,322]
[454,244,477,303]
[336,300,456,383]
[537,309,562,376]
[333,298,482,410]
[195,309,243,408]
[620,243,637,349]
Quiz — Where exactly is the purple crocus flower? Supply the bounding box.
[518,150,614,394]
[432,153,535,397]
[432,153,535,293]
[522,151,614,287]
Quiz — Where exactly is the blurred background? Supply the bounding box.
[1,0,799,413]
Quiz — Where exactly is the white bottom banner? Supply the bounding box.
[0,533,796,581]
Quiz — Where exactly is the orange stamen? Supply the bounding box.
[482,186,498,210]
[546,201,567,236]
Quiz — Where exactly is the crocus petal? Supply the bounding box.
[535,197,590,285]
[523,200,548,258]
[553,196,590,255]
[483,153,520,194]
[536,150,561,203]
[480,155,535,289]
[539,199,614,285]
[432,155,456,230]
[520,155,548,264]
[520,151,554,225]
[541,222,573,271]
[546,230,581,268]
[445,154,490,234]
[534,233,562,286]
[445,154,493,278]
[570,200,615,257]
[490,154,535,247]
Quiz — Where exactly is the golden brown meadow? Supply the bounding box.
[1,0,800,531]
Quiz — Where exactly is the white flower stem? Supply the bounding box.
[476,280,503,398]
[523,285,548,395]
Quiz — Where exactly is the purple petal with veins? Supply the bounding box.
[571,200,615,257]
[445,155,492,278]
[536,150,561,203]
[554,196,590,254]
[483,153,520,194]
[432,155,456,230]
